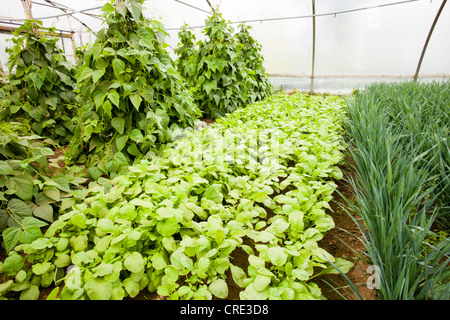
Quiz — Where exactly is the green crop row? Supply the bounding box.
[344,81,450,300]
[0,93,351,300]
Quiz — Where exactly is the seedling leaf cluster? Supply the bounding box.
[0,0,354,301]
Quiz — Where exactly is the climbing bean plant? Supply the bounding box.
[68,0,200,179]
[0,122,88,255]
[235,24,272,102]
[174,26,197,80]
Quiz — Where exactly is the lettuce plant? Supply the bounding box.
[68,0,200,178]
[176,14,272,119]
[0,93,351,300]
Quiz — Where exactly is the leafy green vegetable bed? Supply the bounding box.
[345,81,450,300]
[0,93,351,300]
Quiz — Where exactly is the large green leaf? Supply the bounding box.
[0,161,15,175]
[91,42,103,61]
[230,265,247,288]
[156,218,179,237]
[114,1,128,17]
[123,278,140,298]
[2,254,24,274]
[20,285,40,300]
[112,58,125,76]
[92,263,114,277]
[111,117,125,134]
[51,174,71,193]
[115,134,129,152]
[43,187,60,202]
[2,227,22,252]
[314,214,335,232]
[129,93,142,111]
[204,184,223,203]
[18,225,42,244]
[0,280,14,294]
[108,90,120,107]
[151,252,168,270]
[87,166,104,180]
[7,198,33,227]
[22,216,48,228]
[97,218,116,233]
[253,275,272,292]
[102,100,113,118]
[92,69,106,84]
[33,204,53,223]
[32,261,52,275]
[267,247,288,267]
[138,30,154,48]
[29,71,45,90]
[78,67,93,82]
[129,129,144,142]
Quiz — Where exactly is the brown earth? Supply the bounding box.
[315,171,377,301]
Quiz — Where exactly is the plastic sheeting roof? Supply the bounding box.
[1,0,449,93]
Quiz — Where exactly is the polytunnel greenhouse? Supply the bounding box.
[0,0,448,305]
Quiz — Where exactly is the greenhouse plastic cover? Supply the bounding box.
[0,0,449,94]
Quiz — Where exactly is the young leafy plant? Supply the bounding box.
[68,0,200,178]
[0,20,78,146]
[0,93,350,300]
[174,26,197,80]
